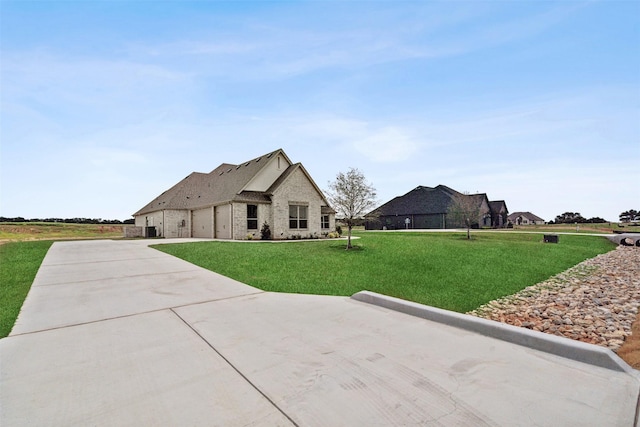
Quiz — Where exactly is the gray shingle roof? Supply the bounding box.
[507,211,545,222]
[489,200,508,214]
[134,149,284,215]
[369,185,504,218]
[370,185,465,216]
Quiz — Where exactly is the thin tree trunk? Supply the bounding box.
[347,225,353,249]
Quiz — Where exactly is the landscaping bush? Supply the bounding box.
[260,222,272,240]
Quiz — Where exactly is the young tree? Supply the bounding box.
[447,193,483,240]
[326,168,377,249]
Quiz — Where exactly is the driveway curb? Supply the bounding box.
[352,291,636,374]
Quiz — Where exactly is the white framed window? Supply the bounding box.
[321,215,330,229]
[289,205,308,229]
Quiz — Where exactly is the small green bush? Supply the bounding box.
[260,222,272,240]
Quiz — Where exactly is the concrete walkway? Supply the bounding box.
[1,239,639,426]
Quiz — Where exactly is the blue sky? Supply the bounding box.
[1,0,638,222]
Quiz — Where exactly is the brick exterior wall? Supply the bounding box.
[232,202,272,240]
[123,226,144,238]
[270,168,328,239]
[133,210,189,238]
[233,203,273,240]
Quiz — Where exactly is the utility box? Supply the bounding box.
[145,226,157,238]
[543,234,558,243]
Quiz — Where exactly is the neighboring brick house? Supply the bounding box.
[507,212,545,226]
[365,185,508,230]
[133,149,335,240]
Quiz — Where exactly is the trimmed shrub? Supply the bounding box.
[260,222,272,240]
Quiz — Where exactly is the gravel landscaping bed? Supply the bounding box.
[467,246,640,352]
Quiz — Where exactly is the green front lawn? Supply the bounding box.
[0,240,53,338]
[154,231,615,313]
[0,232,615,339]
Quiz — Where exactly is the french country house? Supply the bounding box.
[133,149,335,240]
[365,185,508,230]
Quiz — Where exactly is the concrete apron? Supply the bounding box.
[1,239,639,426]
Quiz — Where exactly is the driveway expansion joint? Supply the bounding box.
[170,308,300,427]
[32,268,208,287]
[9,292,264,337]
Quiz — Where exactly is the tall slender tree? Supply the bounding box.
[326,168,377,249]
[447,193,483,240]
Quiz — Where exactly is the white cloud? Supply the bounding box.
[351,127,420,163]
[288,116,420,163]
[2,52,193,128]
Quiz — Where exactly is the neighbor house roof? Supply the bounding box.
[489,200,508,214]
[369,185,466,216]
[368,185,507,219]
[507,211,545,222]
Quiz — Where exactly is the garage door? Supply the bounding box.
[215,204,232,239]
[192,207,213,238]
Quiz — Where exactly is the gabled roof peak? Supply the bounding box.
[134,148,290,216]
[208,149,286,176]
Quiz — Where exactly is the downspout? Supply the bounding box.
[162,210,165,238]
[230,202,234,240]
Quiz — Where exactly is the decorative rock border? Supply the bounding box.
[467,246,640,352]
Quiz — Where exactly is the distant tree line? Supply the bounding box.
[548,212,606,224]
[548,210,639,224]
[0,217,135,224]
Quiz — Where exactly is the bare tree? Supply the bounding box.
[447,193,484,240]
[326,168,377,249]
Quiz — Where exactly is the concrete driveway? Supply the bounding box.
[1,239,639,426]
